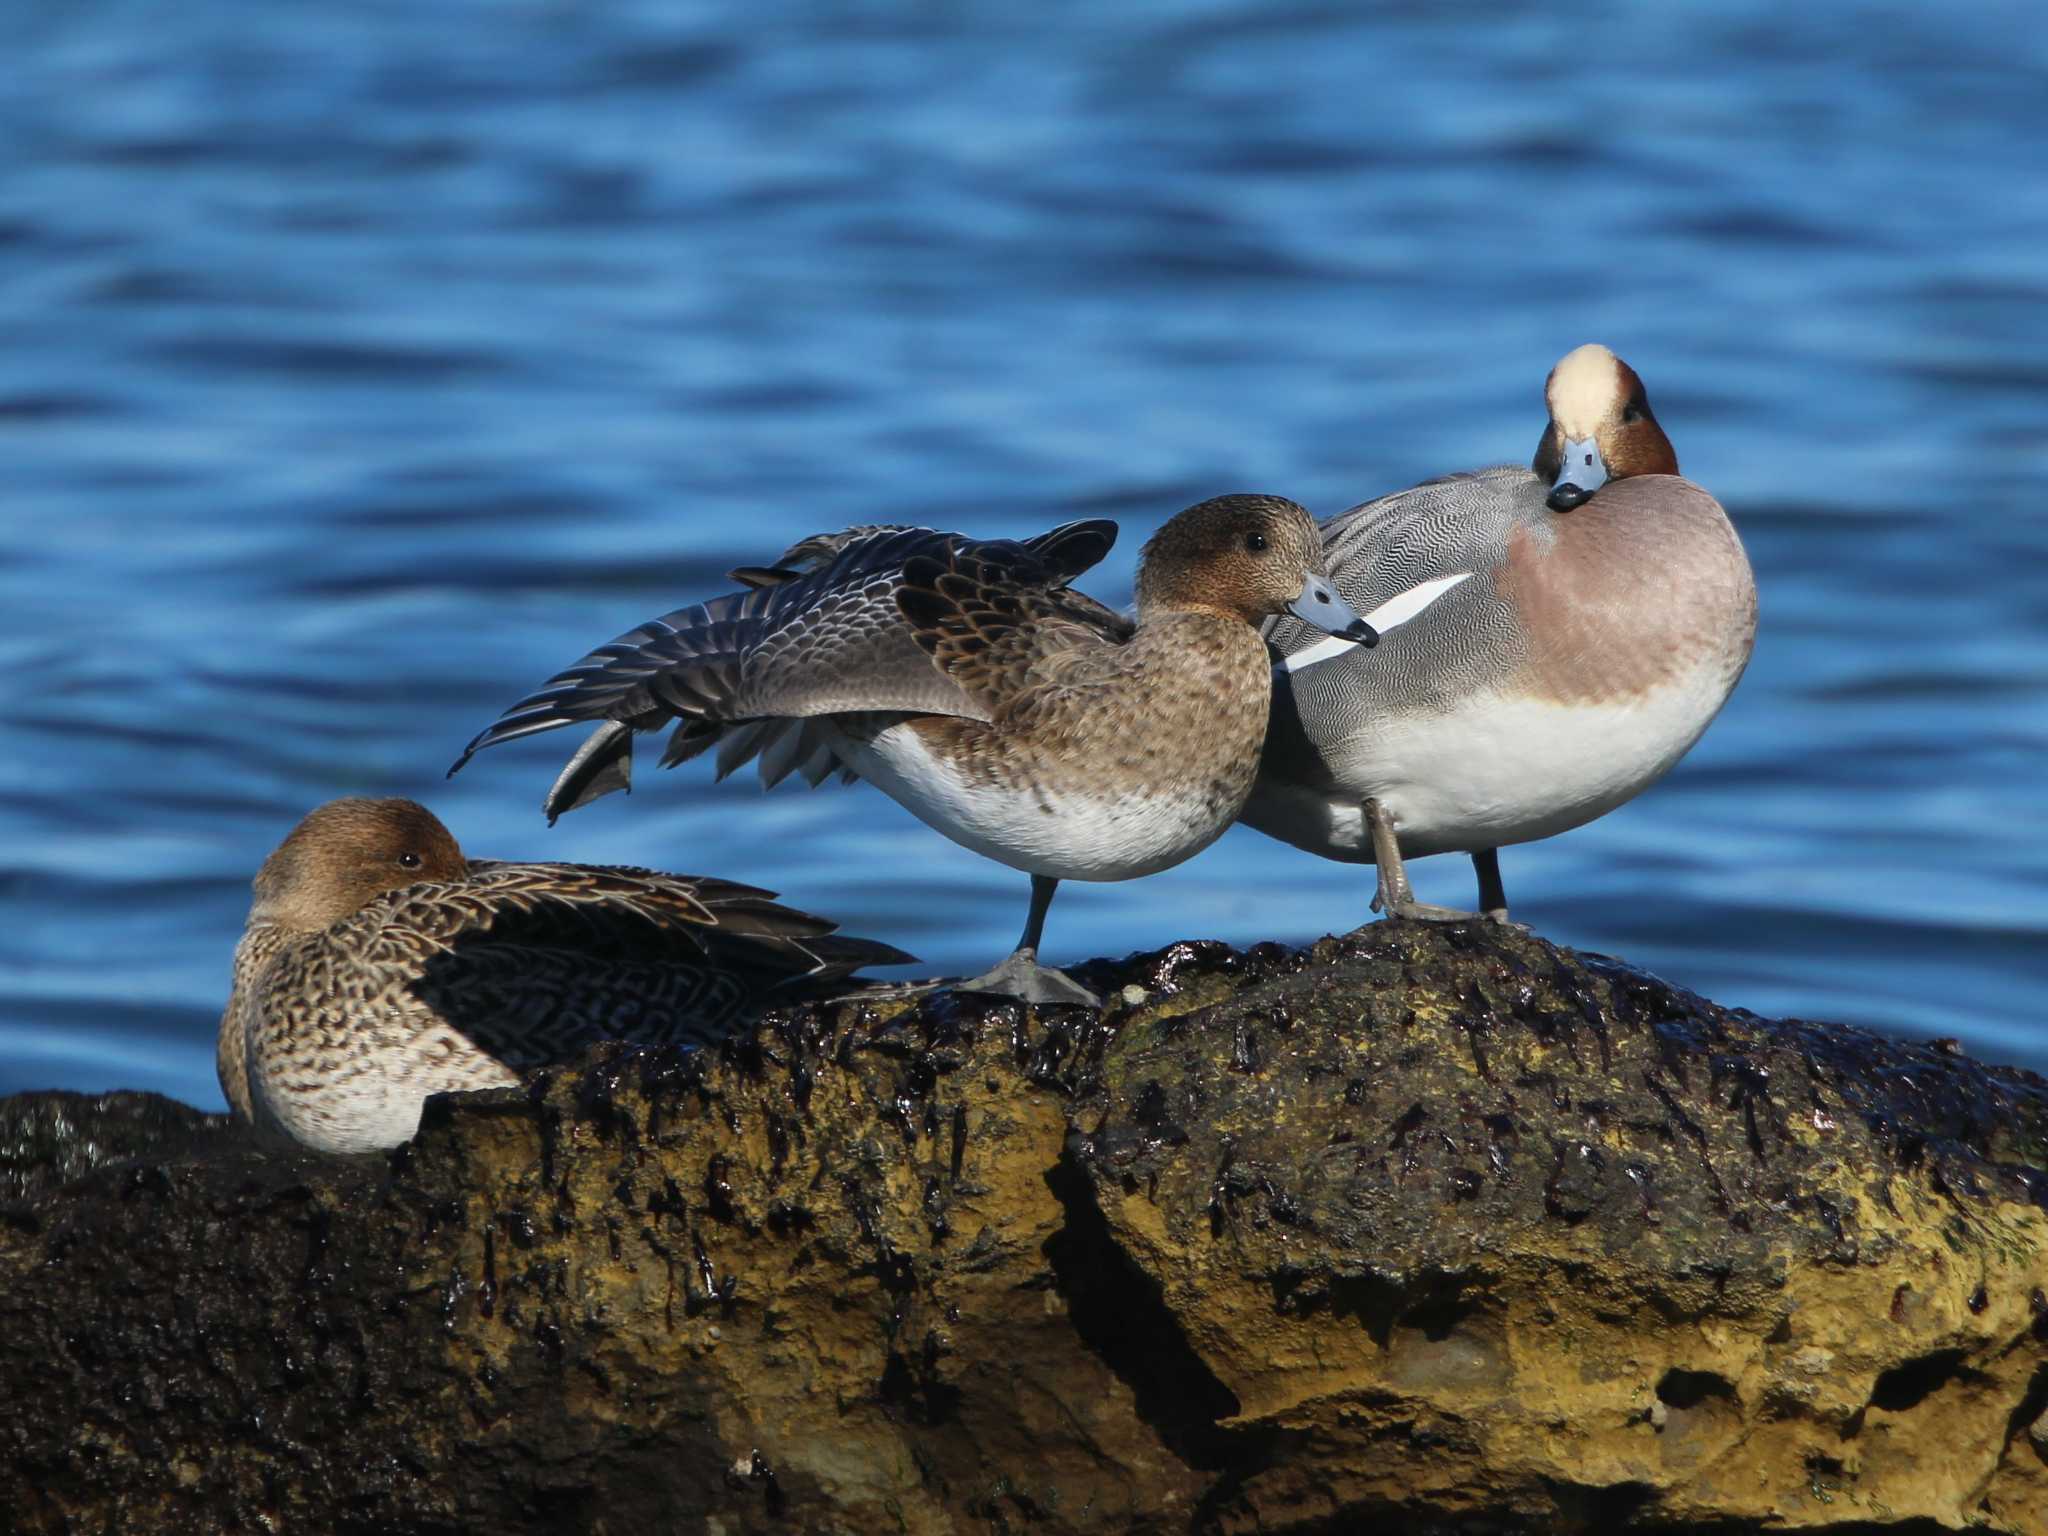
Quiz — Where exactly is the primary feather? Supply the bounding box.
[452,519,1122,816]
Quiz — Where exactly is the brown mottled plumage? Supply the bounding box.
[220,798,912,1153]
[454,496,1382,1005]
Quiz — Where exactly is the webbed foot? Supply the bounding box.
[954,949,1100,1009]
[1373,892,1488,924]
[1365,798,1479,924]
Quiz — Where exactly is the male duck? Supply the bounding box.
[1245,345,1757,921]
[453,495,1449,1007]
[221,797,911,1153]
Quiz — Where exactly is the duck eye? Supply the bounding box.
[397,851,422,870]
[1243,531,1268,554]
[1623,399,1645,424]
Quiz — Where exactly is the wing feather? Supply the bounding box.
[453,520,1121,818]
[896,542,1130,718]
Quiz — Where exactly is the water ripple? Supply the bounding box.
[2,1,2043,1110]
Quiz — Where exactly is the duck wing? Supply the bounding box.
[452,519,1118,816]
[1259,469,1523,745]
[307,862,914,1067]
[1265,467,1527,658]
[894,535,1134,719]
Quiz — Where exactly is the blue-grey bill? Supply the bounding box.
[1288,580,1377,644]
[1552,434,1609,500]
[1278,572,1474,675]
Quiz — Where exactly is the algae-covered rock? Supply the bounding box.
[3,922,2045,1533]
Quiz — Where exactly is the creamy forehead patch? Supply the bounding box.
[1546,344,1621,437]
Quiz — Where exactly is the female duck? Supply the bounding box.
[221,797,911,1153]
[1246,345,1757,921]
[455,496,1408,1006]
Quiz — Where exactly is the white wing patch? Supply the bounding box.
[1278,572,1473,675]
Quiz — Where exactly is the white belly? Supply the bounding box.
[833,720,1235,883]
[248,1008,517,1156]
[1243,665,1734,863]
[249,1047,428,1156]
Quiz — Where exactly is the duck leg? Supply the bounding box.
[1367,799,1483,923]
[1472,847,1511,923]
[956,875,1101,1008]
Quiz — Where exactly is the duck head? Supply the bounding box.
[1532,344,1679,512]
[251,798,468,932]
[1138,493,1376,643]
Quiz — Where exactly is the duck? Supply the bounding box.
[451,495,1456,1007]
[1243,344,1757,922]
[219,797,913,1154]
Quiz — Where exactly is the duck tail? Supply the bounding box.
[797,933,920,977]
[692,881,917,982]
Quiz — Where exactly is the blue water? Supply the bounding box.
[3,2,2045,1110]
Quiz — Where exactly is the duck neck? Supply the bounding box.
[1136,596,1253,630]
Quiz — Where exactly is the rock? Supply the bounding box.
[0,1089,233,1204]
[2,920,2046,1534]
